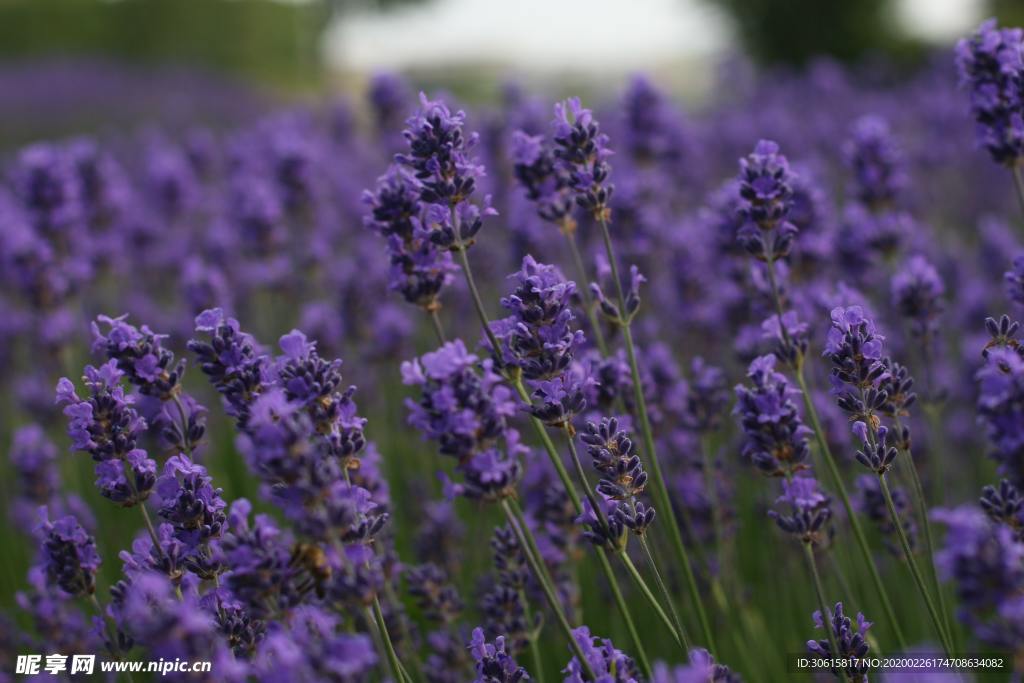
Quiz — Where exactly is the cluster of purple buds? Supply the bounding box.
[37,510,100,597]
[955,19,1024,166]
[188,308,268,429]
[564,626,639,683]
[591,265,645,325]
[980,479,1024,540]
[975,345,1024,485]
[983,314,1022,358]
[155,454,226,578]
[1006,255,1024,308]
[735,140,797,263]
[852,422,899,474]
[551,98,615,221]
[768,475,832,546]
[761,311,810,369]
[651,649,741,683]
[891,256,945,342]
[492,257,589,428]
[56,361,157,506]
[91,314,186,400]
[510,130,576,231]
[397,93,494,250]
[402,340,523,502]
[469,627,529,683]
[406,562,463,624]
[481,525,534,654]
[733,354,811,477]
[933,505,1024,648]
[824,306,891,429]
[275,329,366,468]
[806,603,873,683]
[580,417,655,538]
[842,115,906,210]
[363,165,456,312]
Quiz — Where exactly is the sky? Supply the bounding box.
[324,0,987,74]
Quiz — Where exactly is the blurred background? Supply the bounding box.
[0,0,1022,149]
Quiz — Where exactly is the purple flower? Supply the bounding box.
[398,93,495,249]
[651,649,741,683]
[469,627,530,682]
[733,355,811,477]
[363,165,457,311]
[551,98,614,221]
[806,603,872,683]
[824,306,891,426]
[1006,254,1024,308]
[955,19,1024,166]
[188,308,269,429]
[891,255,945,340]
[252,606,377,683]
[976,347,1024,485]
[511,130,576,230]
[563,626,639,683]
[37,509,100,597]
[735,140,797,262]
[156,454,226,566]
[842,115,906,210]
[56,360,157,506]
[768,475,832,545]
[91,314,185,400]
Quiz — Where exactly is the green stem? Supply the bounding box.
[638,534,691,654]
[700,435,725,575]
[893,418,955,649]
[563,229,608,355]
[594,548,652,677]
[877,474,955,657]
[597,215,716,653]
[502,499,597,681]
[802,543,849,683]
[619,550,688,653]
[793,369,908,651]
[368,600,411,683]
[455,243,502,359]
[428,309,447,344]
[520,592,545,682]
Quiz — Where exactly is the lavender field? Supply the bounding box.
[3,17,1024,683]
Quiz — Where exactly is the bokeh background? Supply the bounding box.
[0,0,1022,149]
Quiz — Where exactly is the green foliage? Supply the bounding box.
[0,0,328,88]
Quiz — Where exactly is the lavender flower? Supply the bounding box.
[91,314,185,400]
[651,649,742,683]
[733,355,812,477]
[363,165,457,311]
[155,454,226,577]
[188,308,268,428]
[56,361,157,506]
[824,306,890,428]
[563,626,639,683]
[768,475,832,546]
[735,140,797,263]
[511,130,576,230]
[579,418,654,534]
[891,256,945,341]
[806,603,872,683]
[955,20,1024,166]
[469,627,530,682]
[398,93,495,249]
[551,98,614,221]
[976,347,1024,485]
[37,510,100,597]
[980,479,1024,540]
[843,115,906,210]
[1006,255,1024,308]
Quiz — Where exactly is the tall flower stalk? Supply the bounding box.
[733,140,908,651]
[553,96,716,653]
